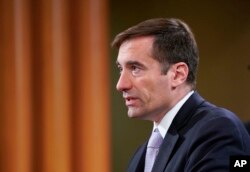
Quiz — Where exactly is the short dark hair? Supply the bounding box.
[112,18,199,87]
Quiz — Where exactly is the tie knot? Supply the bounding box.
[147,128,163,148]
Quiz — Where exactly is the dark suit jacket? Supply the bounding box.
[127,92,250,172]
[244,121,250,135]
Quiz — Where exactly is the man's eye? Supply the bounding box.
[131,65,140,74]
[131,65,137,70]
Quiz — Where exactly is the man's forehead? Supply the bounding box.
[116,52,152,67]
[117,37,155,64]
[119,36,154,49]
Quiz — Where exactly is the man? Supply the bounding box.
[112,18,250,172]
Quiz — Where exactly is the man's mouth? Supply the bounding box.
[125,97,137,106]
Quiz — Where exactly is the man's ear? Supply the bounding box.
[170,62,189,88]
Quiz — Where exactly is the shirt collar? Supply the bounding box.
[153,91,194,138]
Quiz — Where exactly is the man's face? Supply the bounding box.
[116,36,175,122]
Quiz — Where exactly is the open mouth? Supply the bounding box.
[125,97,137,106]
[126,97,132,101]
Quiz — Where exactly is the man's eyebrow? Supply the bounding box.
[126,60,145,68]
[116,60,144,66]
[116,60,147,70]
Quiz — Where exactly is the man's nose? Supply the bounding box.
[116,71,132,92]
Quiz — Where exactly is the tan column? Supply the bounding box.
[72,0,111,171]
[42,0,71,171]
[0,0,32,171]
[83,0,111,170]
[41,0,54,171]
[0,0,18,171]
[0,0,110,171]
[14,0,32,171]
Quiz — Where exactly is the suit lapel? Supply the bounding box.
[127,142,147,172]
[152,131,179,172]
[152,92,205,172]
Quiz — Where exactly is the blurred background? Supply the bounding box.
[0,0,250,172]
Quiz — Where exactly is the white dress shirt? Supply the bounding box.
[153,91,194,138]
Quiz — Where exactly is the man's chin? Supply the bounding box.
[127,109,154,121]
[127,110,138,118]
[127,109,143,119]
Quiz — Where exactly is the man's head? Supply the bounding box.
[112,18,199,88]
[112,18,199,122]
